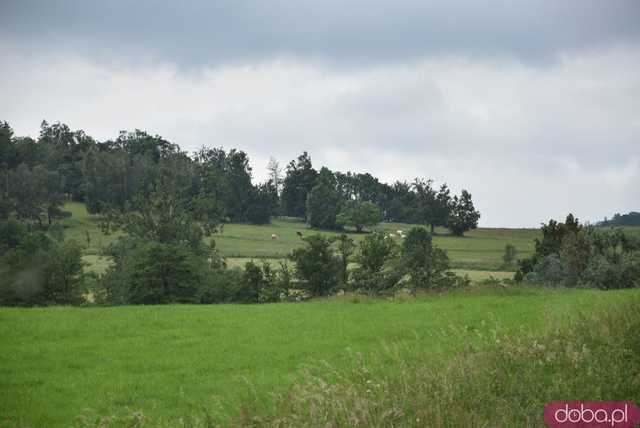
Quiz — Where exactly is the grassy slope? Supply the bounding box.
[214,219,538,270]
[62,202,539,273]
[1,288,638,426]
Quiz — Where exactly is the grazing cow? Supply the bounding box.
[296,231,303,238]
[271,233,279,240]
[389,233,396,238]
[396,230,403,235]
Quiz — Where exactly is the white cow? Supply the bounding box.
[271,234,279,240]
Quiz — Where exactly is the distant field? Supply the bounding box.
[215,219,538,271]
[62,202,539,273]
[2,287,637,426]
[61,202,122,257]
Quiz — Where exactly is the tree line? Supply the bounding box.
[281,152,480,234]
[0,120,480,235]
[0,119,481,306]
[0,158,468,306]
[598,211,640,227]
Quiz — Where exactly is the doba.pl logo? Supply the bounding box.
[544,401,640,428]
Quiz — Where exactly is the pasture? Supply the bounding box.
[1,287,637,426]
[62,202,538,275]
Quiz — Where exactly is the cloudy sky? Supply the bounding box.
[1,1,639,227]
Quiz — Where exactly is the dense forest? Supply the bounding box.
[0,120,480,234]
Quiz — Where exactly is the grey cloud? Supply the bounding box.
[1,0,640,67]
[0,2,639,227]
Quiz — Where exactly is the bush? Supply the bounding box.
[42,240,85,304]
[524,254,565,286]
[502,243,517,267]
[401,227,450,292]
[336,234,355,288]
[199,268,244,304]
[352,232,401,295]
[516,214,581,280]
[0,220,85,306]
[98,237,297,305]
[336,200,381,233]
[240,260,290,303]
[99,238,211,304]
[581,251,640,290]
[290,234,340,296]
[517,221,640,290]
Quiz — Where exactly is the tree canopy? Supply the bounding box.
[0,120,481,236]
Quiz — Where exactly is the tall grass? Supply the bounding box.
[235,297,640,427]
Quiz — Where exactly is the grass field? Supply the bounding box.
[1,287,638,426]
[214,219,538,271]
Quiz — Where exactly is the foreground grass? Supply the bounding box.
[239,292,640,427]
[1,288,638,427]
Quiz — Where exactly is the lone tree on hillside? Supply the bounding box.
[447,190,480,236]
[336,200,381,233]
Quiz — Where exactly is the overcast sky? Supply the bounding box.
[1,1,639,227]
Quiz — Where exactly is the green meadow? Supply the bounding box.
[2,288,637,426]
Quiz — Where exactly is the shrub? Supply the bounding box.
[516,214,581,280]
[580,251,640,290]
[240,260,290,303]
[199,268,244,304]
[336,200,381,233]
[99,238,211,304]
[401,227,450,292]
[336,234,355,288]
[558,230,591,285]
[290,234,340,296]
[0,220,85,306]
[42,239,85,304]
[502,243,517,267]
[517,220,640,290]
[358,232,397,274]
[352,232,401,295]
[524,254,566,286]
